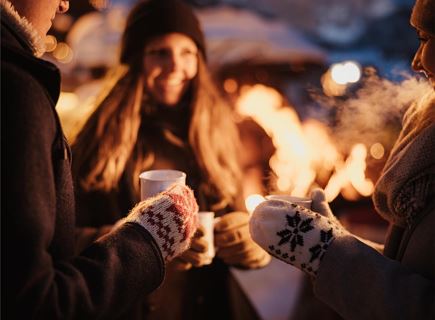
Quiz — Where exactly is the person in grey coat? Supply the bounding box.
[250,0,435,319]
[2,0,199,318]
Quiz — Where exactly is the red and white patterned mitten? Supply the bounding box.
[125,184,199,261]
[250,199,348,277]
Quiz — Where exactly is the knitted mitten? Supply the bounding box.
[310,188,343,225]
[250,199,347,277]
[125,184,199,261]
[215,211,271,269]
[310,188,384,253]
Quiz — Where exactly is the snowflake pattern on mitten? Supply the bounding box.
[250,200,347,277]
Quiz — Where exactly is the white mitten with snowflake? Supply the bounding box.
[250,198,348,277]
[310,188,384,253]
[124,184,199,262]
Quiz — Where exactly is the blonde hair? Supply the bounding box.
[72,65,144,192]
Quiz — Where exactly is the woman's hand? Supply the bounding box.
[214,211,271,269]
[124,184,198,262]
[250,199,348,277]
[172,224,212,270]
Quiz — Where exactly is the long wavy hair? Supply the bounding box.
[72,51,244,210]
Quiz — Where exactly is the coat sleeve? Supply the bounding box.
[74,225,114,254]
[4,65,164,319]
[314,234,435,320]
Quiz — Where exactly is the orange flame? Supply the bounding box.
[236,84,374,204]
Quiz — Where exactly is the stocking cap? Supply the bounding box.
[120,0,206,64]
[411,0,435,36]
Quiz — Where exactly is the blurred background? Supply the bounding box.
[47,0,430,319]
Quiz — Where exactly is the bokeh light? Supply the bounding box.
[44,35,57,52]
[224,78,238,94]
[370,142,385,159]
[330,61,362,85]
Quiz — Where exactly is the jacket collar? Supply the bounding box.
[2,20,61,106]
[0,0,46,57]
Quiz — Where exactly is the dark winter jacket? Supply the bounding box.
[2,18,165,319]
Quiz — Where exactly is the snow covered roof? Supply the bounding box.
[197,6,326,66]
[66,4,326,68]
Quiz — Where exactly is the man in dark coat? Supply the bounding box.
[1,0,199,318]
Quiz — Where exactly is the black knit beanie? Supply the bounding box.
[411,0,435,36]
[120,0,206,64]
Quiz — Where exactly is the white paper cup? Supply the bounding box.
[265,195,312,209]
[139,169,186,200]
[197,211,215,263]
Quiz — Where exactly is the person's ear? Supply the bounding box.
[57,0,69,14]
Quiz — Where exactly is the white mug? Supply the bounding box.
[139,169,186,200]
[197,211,216,264]
[265,195,312,209]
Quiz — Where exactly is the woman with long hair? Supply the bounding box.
[72,0,270,318]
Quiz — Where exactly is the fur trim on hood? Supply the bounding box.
[1,0,46,57]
